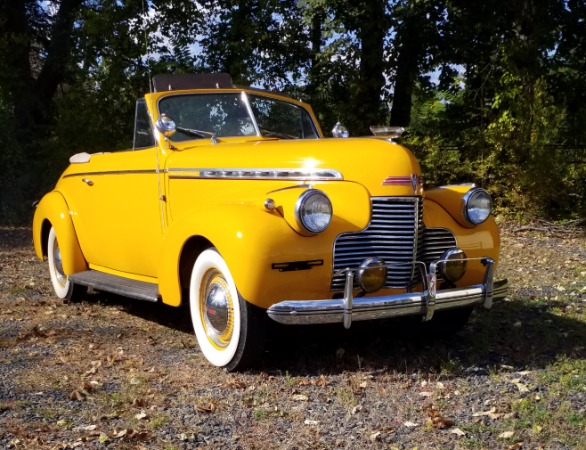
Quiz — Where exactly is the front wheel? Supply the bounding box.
[47,227,87,302]
[189,248,265,371]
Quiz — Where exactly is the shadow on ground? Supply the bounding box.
[81,289,586,377]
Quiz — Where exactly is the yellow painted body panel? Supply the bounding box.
[33,85,502,311]
[423,198,500,287]
[425,185,477,228]
[158,180,371,307]
[32,191,87,275]
[56,148,164,277]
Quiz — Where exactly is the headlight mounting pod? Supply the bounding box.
[438,248,467,283]
[463,187,492,225]
[295,189,333,234]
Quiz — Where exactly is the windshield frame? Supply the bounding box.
[156,90,320,142]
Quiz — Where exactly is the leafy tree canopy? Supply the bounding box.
[0,0,584,223]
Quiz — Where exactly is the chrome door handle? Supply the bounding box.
[82,178,94,186]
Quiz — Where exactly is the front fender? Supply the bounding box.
[158,181,372,308]
[424,197,500,287]
[32,191,87,275]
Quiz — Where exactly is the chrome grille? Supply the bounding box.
[420,228,457,266]
[330,198,458,291]
[331,197,423,290]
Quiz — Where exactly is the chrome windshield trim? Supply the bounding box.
[167,168,343,181]
[241,91,261,136]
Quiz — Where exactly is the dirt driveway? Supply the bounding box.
[1,224,585,449]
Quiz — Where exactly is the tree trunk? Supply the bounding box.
[1,0,82,134]
[390,11,423,127]
[351,0,387,135]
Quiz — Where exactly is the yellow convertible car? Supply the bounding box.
[33,73,507,370]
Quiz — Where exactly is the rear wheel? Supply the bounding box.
[47,227,87,302]
[189,248,265,371]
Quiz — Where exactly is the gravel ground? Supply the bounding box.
[1,223,585,449]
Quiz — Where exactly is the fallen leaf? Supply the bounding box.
[370,431,381,442]
[473,407,495,417]
[135,411,148,420]
[499,431,515,439]
[292,394,308,402]
[403,421,419,428]
[113,429,128,439]
[195,401,217,413]
[451,428,466,437]
[511,379,530,393]
[69,390,85,401]
[227,377,246,389]
[132,397,148,407]
[424,404,454,429]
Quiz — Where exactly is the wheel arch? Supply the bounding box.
[32,191,87,275]
[177,235,213,306]
[158,203,286,308]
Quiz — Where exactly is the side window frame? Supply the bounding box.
[133,98,155,149]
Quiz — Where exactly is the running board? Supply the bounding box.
[69,270,159,302]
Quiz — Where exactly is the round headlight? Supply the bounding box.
[463,188,492,225]
[295,190,332,234]
[438,248,467,283]
[358,257,387,293]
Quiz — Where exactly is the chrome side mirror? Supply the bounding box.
[332,122,349,138]
[155,113,177,137]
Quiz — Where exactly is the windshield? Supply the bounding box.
[158,92,319,141]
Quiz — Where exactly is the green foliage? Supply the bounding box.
[0,0,585,223]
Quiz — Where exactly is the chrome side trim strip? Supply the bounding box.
[63,169,156,178]
[167,167,343,181]
[64,168,343,181]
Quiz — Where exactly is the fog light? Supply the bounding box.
[357,257,387,293]
[438,249,467,283]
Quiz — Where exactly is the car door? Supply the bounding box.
[62,147,165,279]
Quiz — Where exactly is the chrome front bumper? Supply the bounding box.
[267,258,508,328]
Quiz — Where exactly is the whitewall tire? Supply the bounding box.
[47,227,86,301]
[189,248,265,370]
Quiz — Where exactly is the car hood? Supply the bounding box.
[167,137,422,197]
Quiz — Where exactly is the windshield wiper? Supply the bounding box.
[176,126,218,143]
[260,128,298,140]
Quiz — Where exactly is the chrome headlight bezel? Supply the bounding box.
[295,190,333,234]
[463,188,492,225]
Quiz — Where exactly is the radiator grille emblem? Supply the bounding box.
[382,174,422,193]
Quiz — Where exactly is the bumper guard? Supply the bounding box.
[267,258,508,328]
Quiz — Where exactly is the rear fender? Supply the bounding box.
[32,191,87,275]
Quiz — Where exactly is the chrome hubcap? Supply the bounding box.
[201,269,234,349]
